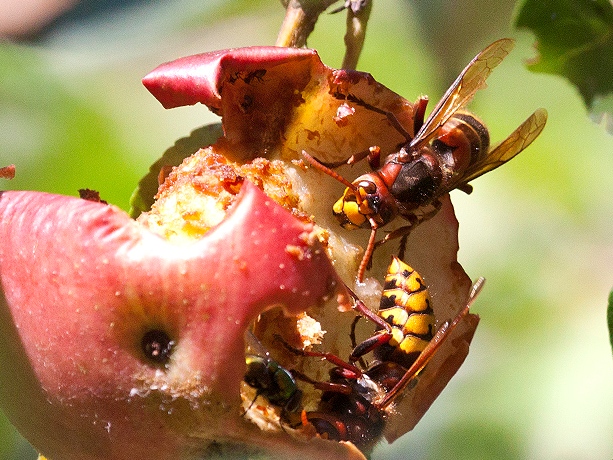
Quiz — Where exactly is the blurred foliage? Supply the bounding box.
[1,0,613,459]
[609,288,613,354]
[516,0,613,131]
[0,44,136,205]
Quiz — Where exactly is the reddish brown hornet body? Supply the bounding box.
[303,38,547,281]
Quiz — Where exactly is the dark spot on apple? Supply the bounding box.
[141,329,175,366]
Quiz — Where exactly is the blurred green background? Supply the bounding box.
[1,0,612,459]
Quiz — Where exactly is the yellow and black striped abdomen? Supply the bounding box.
[374,256,435,368]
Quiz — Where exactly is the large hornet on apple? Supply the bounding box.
[279,257,485,452]
[303,38,548,281]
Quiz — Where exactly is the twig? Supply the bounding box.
[276,0,338,47]
[276,0,372,70]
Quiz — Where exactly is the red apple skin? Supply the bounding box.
[142,46,321,111]
[0,183,361,460]
[0,45,482,459]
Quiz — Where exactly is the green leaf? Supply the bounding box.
[516,0,613,128]
[129,123,223,218]
[608,287,613,355]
